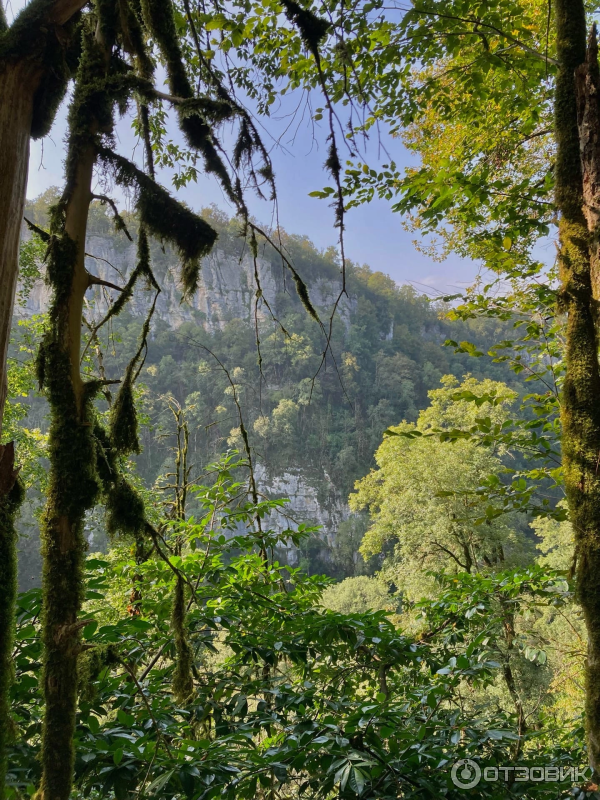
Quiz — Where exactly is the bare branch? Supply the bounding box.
[86,273,125,293]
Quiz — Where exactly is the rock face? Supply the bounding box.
[254,465,350,565]
[18,233,355,331]
[17,231,353,554]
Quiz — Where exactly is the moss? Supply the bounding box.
[38,317,101,800]
[171,576,193,703]
[105,478,146,538]
[139,0,237,203]
[233,118,254,170]
[0,475,25,800]
[98,147,218,295]
[78,644,120,703]
[292,271,319,321]
[110,237,159,456]
[139,0,189,98]
[279,0,330,61]
[555,0,600,774]
[93,422,117,489]
[109,378,139,455]
[93,0,120,50]
[37,198,102,800]
[555,0,587,221]
[30,28,74,140]
[92,423,146,538]
[119,0,154,80]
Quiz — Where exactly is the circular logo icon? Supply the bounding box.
[451,759,482,789]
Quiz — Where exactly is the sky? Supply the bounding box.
[9,0,478,294]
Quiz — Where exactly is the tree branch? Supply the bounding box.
[9,0,88,31]
[86,273,125,293]
[45,0,89,26]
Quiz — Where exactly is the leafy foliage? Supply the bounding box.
[5,456,590,800]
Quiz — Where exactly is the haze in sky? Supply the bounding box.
[9,0,477,294]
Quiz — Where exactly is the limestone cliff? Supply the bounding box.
[17,229,354,558]
[19,233,355,331]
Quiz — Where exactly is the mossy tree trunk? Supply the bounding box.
[0,444,22,800]
[37,22,111,799]
[38,145,98,800]
[0,5,85,791]
[0,0,87,431]
[554,0,600,774]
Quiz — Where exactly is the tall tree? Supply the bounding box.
[554,0,600,772]
[0,3,87,793]
[0,0,87,440]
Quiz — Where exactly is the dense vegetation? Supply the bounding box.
[15,196,524,582]
[2,0,600,798]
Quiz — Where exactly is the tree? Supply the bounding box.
[350,377,529,599]
[0,5,86,792]
[0,0,87,441]
[243,0,600,769]
[5,456,589,800]
[321,575,396,614]
[9,0,294,794]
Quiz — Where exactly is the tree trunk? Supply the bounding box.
[0,442,22,800]
[0,62,39,436]
[0,6,93,796]
[37,140,96,800]
[0,60,39,800]
[554,0,600,776]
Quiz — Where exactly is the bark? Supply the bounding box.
[0,442,21,800]
[0,58,39,800]
[501,610,527,757]
[37,13,116,794]
[0,0,88,434]
[576,27,600,302]
[555,0,600,776]
[0,62,40,440]
[37,142,96,800]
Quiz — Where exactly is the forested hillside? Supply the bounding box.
[3,1,598,798]
[16,194,519,581]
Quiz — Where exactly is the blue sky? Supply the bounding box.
[11,0,478,293]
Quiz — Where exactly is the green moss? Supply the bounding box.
[279,0,330,61]
[78,644,120,703]
[119,0,154,79]
[37,196,103,799]
[139,0,189,98]
[139,0,237,203]
[92,422,146,538]
[105,478,146,538]
[0,476,24,800]
[98,147,218,295]
[93,423,117,489]
[292,271,319,321]
[109,378,139,455]
[171,576,193,702]
[30,34,72,140]
[93,0,120,50]
[554,0,600,773]
[555,0,587,221]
